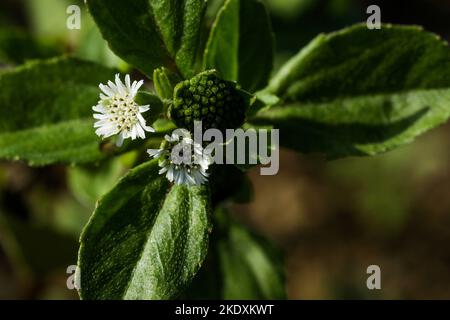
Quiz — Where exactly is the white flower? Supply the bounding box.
[93,74,155,147]
[147,130,213,186]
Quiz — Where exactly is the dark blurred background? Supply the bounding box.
[1,0,450,299]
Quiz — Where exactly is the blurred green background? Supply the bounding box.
[1,0,450,299]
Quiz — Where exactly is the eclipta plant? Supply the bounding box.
[1,0,450,300]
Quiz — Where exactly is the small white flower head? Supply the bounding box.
[147,130,213,186]
[93,74,155,147]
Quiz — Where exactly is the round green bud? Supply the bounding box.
[169,70,247,131]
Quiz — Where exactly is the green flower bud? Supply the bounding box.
[169,70,247,131]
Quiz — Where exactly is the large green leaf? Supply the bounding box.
[252,24,450,158]
[0,58,118,165]
[0,57,116,166]
[86,0,207,78]
[186,207,285,299]
[216,210,285,299]
[78,160,212,300]
[204,0,274,92]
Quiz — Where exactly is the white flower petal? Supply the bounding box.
[147,149,162,157]
[131,80,144,96]
[136,124,146,139]
[107,80,118,93]
[139,105,150,113]
[167,167,174,182]
[116,133,124,147]
[159,167,168,175]
[125,74,131,91]
[131,126,138,140]
[137,113,147,126]
[115,74,126,95]
[175,170,185,185]
[93,113,109,120]
[92,105,106,113]
[185,172,196,185]
[99,84,114,97]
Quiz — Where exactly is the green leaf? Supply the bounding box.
[152,118,178,134]
[86,0,207,78]
[252,24,450,158]
[0,57,116,166]
[204,0,274,92]
[187,207,285,299]
[0,27,57,64]
[217,211,285,299]
[153,67,182,100]
[250,91,280,116]
[68,159,126,207]
[74,16,124,69]
[78,160,212,300]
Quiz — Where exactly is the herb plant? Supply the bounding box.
[1,0,450,300]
